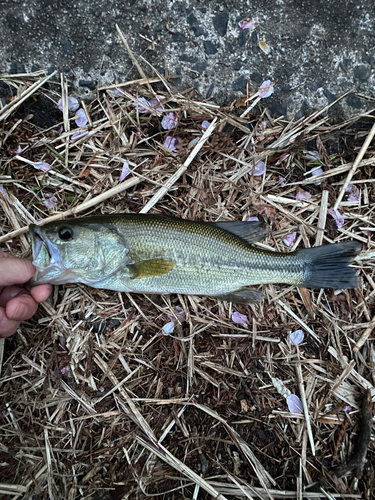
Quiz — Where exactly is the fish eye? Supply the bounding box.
[58,226,74,241]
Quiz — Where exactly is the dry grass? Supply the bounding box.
[0,31,374,499]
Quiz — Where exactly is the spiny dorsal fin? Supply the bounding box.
[130,258,176,279]
[214,221,269,244]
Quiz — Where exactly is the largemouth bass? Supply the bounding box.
[30,214,361,304]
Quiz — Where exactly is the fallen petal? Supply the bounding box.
[247,216,259,221]
[343,405,352,412]
[239,17,259,30]
[75,108,88,127]
[259,80,274,98]
[161,112,178,130]
[132,96,151,113]
[296,189,312,201]
[278,176,286,186]
[162,320,175,334]
[310,166,324,185]
[42,193,58,209]
[346,184,360,202]
[119,160,130,182]
[57,96,79,112]
[275,154,290,165]
[306,150,321,161]
[71,130,88,141]
[232,311,249,327]
[174,306,186,321]
[149,96,165,115]
[164,136,179,153]
[283,232,297,247]
[250,160,266,176]
[289,329,304,345]
[110,88,125,97]
[287,394,303,414]
[32,161,51,172]
[188,137,200,149]
[328,208,345,228]
[259,40,271,54]
[10,145,22,155]
[201,120,211,130]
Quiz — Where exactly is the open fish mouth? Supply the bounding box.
[29,224,62,284]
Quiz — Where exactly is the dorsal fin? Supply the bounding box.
[213,221,269,244]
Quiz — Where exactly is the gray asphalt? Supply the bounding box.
[1,0,374,119]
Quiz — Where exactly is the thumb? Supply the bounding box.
[0,253,36,287]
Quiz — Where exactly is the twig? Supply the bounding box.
[333,390,373,478]
[140,118,218,213]
[353,312,375,352]
[0,175,141,244]
[333,120,375,210]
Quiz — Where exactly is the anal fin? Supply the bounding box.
[214,287,265,304]
[130,258,176,279]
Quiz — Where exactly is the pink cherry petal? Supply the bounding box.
[57,96,79,112]
[132,97,151,113]
[296,189,312,201]
[42,193,58,209]
[346,184,360,202]
[306,151,321,161]
[283,232,297,247]
[259,80,274,98]
[71,130,88,141]
[247,216,259,222]
[275,154,290,165]
[110,88,126,97]
[239,17,259,30]
[10,145,22,155]
[287,394,303,414]
[32,161,51,172]
[164,136,179,153]
[161,112,178,130]
[278,176,286,186]
[250,160,266,176]
[289,329,304,345]
[328,208,345,228]
[231,311,249,327]
[119,160,130,182]
[75,108,88,127]
[149,96,165,115]
[162,320,175,334]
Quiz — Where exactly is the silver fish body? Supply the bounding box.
[30,214,361,303]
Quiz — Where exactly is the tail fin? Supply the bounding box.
[298,241,362,289]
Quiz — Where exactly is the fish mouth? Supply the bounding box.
[30,224,62,284]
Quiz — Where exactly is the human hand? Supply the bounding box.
[0,252,52,338]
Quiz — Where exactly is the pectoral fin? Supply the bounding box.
[214,287,265,304]
[130,259,176,279]
[214,221,269,244]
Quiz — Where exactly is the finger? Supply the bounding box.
[0,255,36,287]
[0,286,26,308]
[0,307,20,338]
[6,294,38,321]
[30,284,53,303]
